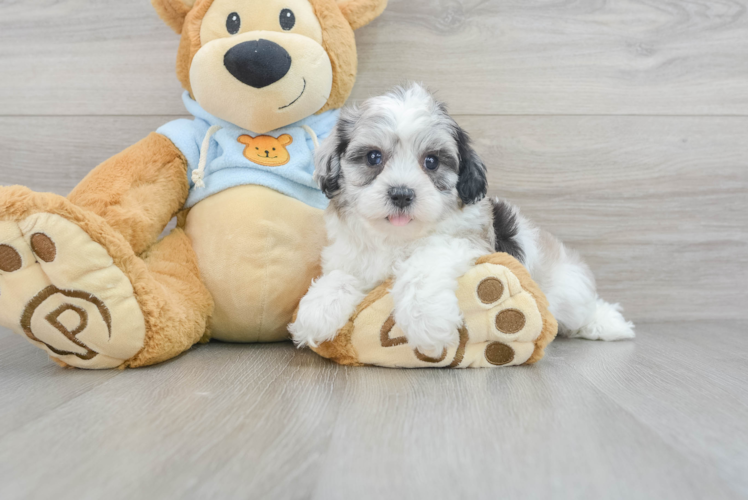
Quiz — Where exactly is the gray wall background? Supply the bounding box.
[1,0,746,322]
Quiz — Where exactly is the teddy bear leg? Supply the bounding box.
[124,227,213,368]
[311,253,558,368]
[0,188,210,369]
[67,132,189,256]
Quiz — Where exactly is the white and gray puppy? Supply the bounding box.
[289,83,634,356]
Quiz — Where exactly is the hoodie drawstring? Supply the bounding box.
[301,125,319,149]
[192,125,222,189]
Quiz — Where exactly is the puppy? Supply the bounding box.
[289,84,634,357]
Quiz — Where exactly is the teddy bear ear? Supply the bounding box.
[337,0,388,31]
[151,0,197,34]
[278,134,294,146]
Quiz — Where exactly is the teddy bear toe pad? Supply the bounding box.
[0,215,145,369]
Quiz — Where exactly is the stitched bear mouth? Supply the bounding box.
[279,78,306,110]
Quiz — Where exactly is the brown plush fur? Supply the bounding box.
[151,0,195,34]
[308,318,361,366]
[68,133,189,256]
[338,0,388,30]
[309,0,359,113]
[174,0,214,96]
[126,228,214,367]
[0,186,212,368]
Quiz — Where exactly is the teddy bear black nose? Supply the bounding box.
[224,39,292,89]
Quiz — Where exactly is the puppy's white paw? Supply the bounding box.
[289,303,351,348]
[289,270,366,348]
[413,342,452,361]
[394,296,462,361]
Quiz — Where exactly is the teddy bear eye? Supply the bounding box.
[226,12,241,35]
[279,9,295,30]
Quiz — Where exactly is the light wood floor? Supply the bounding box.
[0,0,746,498]
[0,322,746,499]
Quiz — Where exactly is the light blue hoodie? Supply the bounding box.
[157,92,338,209]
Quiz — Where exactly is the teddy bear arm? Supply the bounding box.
[68,132,190,255]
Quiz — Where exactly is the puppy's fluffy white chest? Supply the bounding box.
[321,201,495,293]
[322,210,412,289]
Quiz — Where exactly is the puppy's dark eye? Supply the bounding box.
[226,12,241,35]
[366,150,383,166]
[424,155,439,171]
[280,9,295,30]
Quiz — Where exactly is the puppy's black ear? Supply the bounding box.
[455,126,488,205]
[314,110,355,199]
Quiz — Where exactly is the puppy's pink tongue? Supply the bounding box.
[388,215,412,226]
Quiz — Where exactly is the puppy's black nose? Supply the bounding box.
[224,39,292,89]
[388,187,416,208]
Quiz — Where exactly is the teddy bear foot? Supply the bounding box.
[454,255,558,366]
[0,209,146,369]
[310,253,558,368]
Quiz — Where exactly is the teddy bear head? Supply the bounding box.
[152,0,387,134]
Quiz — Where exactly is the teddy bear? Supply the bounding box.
[0,0,557,370]
[0,0,389,369]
